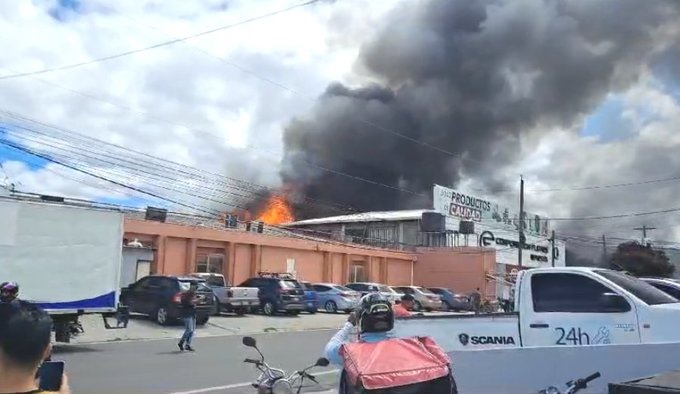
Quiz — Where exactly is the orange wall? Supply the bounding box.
[164,237,187,275]
[124,218,416,287]
[414,247,496,298]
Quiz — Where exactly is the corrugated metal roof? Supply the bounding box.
[286,209,432,226]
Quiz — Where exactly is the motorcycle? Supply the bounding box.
[538,372,601,394]
[242,336,330,394]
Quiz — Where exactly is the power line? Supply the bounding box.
[0,0,322,81]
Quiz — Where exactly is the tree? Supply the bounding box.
[608,241,675,278]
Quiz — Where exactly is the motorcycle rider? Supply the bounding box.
[324,293,395,393]
[0,282,19,305]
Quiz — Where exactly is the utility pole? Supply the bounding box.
[550,230,556,267]
[602,234,607,265]
[633,225,656,244]
[518,176,525,268]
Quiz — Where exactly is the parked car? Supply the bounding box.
[345,282,397,303]
[239,273,305,316]
[299,281,319,314]
[312,283,361,313]
[427,287,473,311]
[190,273,259,316]
[388,286,406,302]
[393,286,443,311]
[640,277,680,299]
[120,275,216,326]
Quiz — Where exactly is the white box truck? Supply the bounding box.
[0,195,128,342]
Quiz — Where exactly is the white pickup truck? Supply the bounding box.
[395,267,680,350]
[190,273,259,316]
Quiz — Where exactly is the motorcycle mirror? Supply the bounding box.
[242,336,257,348]
[316,357,330,367]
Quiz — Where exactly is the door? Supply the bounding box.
[135,260,151,281]
[522,272,640,347]
[137,277,165,314]
[313,284,332,305]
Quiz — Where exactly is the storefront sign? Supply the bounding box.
[434,184,550,237]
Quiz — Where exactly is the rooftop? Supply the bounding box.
[287,209,433,226]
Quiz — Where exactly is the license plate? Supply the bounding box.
[292,297,300,301]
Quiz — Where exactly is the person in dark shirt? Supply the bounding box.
[178,284,198,352]
[0,301,70,393]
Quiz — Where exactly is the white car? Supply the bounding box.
[640,277,680,300]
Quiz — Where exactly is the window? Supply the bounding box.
[531,273,631,313]
[649,283,680,300]
[313,285,331,292]
[334,285,354,292]
[196,254,224,274]
[280,280,301,289]
[378,285,391,292]
[417,287,435,295]
[596,270,678,305]
[346,283,364,291]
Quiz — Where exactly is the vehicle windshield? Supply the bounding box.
[202,276,225,287]
[299,282,312,290]
[596,270,679,305]
[417,287,435,295]
[333,285,354,292]
[378,285,391,292]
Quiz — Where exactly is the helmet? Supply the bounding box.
[0,281,18,302]
[356,293,394,334]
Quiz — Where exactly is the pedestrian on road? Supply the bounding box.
[0,300,70,394]
[178,284,198,352]
[470,288,481,314]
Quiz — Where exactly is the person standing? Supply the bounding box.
[393,294,415,317]
[470,287,482,314]
[178,284,198,352]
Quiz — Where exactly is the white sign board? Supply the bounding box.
[433,185,565,268]
[434,184,550,237]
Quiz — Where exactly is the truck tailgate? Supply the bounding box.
[227,287,259,303]
[393,313,521,351]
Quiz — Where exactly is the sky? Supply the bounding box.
[1,0,680,262]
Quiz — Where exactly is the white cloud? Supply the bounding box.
[0,0,402,206]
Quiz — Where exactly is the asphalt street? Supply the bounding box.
[53,329,341,394]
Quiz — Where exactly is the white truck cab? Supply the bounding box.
[394,267,680,350]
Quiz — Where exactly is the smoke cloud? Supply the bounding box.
[281,0,680,219]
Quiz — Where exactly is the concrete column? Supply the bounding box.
[250,244,262,277]
[322,251,331,282]
[342,253,349,283]
[185,238,197,274]
[228,242,237,285]
[380,257,388,284]
[155,235,167,274]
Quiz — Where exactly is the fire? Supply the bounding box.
[257,195,295,225]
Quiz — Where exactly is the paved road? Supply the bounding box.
[54,329,341,394]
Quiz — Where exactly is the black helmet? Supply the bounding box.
[356,292,394,333]
[0,281,18,302]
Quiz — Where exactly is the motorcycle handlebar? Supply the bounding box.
[301,371,318,383]
[584,372,601,383]
[244,358,261,365]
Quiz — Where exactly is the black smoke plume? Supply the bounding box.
[281,0,680,219]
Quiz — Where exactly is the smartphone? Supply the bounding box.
[38,361,64,391]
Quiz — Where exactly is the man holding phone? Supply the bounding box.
[0,301,70,394]
[178,283,198,352]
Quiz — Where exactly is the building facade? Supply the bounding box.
[122,212,418,288]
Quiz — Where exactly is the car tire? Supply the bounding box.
[287,310,300,316]
[325,300,338,314]
[155,307,170,326]
[262,301,275,316]
[413,301,422,312]
[308,308,317,314]
[197,316,209,325]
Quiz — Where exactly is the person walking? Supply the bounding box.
[470,287,482,314]
[178,284,198,352]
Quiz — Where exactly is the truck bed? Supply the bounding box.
[393,312,521,350]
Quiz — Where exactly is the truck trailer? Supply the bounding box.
[0,195,128,342]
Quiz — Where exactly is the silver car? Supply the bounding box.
[312,283,361,313]
[345,282,398,303]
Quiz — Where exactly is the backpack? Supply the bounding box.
[339,336,457,394]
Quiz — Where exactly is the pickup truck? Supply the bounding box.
[190,273,259,316]
[394,267,680,350]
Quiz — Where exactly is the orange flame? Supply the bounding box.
[257,195,295,225]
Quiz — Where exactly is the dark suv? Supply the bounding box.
[120,275,216,325]
[240,274,305,316]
